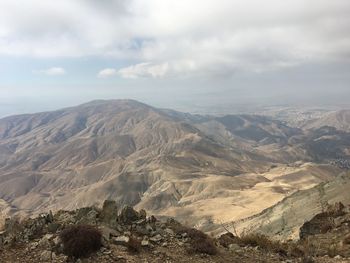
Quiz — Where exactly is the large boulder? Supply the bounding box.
[75,207,99,225]
[119,206,140,224]
[100,200,119,227]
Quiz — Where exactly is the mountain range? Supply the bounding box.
[0,100,349,233]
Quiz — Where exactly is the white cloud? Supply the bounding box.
[33,67,66,76]
[97,68,118,78]
[1,0,350,76]
[118,62,169,79]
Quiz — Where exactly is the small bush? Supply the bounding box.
[238,234,287,256]
[186,228,218,255]
[59,225,102,258]
[126,236,141,253]
[218,232,237,248]
[168,223,217,255]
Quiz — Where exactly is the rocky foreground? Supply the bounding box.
[0,200,350,263]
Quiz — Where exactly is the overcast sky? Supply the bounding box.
[0,0,349,116]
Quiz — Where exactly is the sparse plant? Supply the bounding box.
[188,228,217,255]
[217,232,237,248]
[173,226,218,255]
[238,233,288,256]
[59,224,102,258]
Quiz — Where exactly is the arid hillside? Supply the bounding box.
[0,100,349,231]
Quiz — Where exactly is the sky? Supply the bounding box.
[0,0,350,116]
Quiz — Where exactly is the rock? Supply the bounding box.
[164,228,174,236]
[38,234,53,249]
[218,232,237,248]
[123,231,131,236]
[150,234,162,243]
[39,212,53,224]
[228,243,241,251]
[135,225,150,235]
[119,206,140,224]
[29,241,39,250]
[76,207,99,225]
[100,226,120,241]
[112,235,130,245]
[47,223,60,233]
[145,224,154,233]
[148,215,157,224]
[40,250,52,261]
[101,238,110,249]
[177,241,184,246]
[139,209,147,219]
[141,239,150,246]
[52,236,61,246]
[135,219,147,225]
[100,200,118,227]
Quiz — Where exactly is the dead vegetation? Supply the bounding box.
[59,225,102,258]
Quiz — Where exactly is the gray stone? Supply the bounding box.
[100,200,118,227]
[150,234,162,243]
[47,223,60,233]
[52,236,61,246]
[29,241,39,250]
[139,209,147,219]
[164,228,174,236]
[100,226,120,241]
[119,206,140,224]
[76,207,99,225]
[38,234,53,249]
[228,243,241,251]
[40,250,52,261]
[113,235,130,245]
[141,239,150,246]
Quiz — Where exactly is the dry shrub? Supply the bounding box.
[218,232,237,248]
[126,236,141,253]
[238,234,287,256]
[168,222,217,255]
[59,225,102,258]
[186,228,218,255]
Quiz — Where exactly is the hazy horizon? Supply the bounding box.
[1,0,350,117]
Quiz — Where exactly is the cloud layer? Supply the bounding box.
[33,67,66,76]
[0,0,349,78]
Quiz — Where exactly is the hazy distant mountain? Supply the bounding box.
[0,100,347,230]
[303,110,350,132]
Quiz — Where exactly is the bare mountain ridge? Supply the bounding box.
[229,173,350,241]
[0,100,348,230]
[303,109,350,132]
